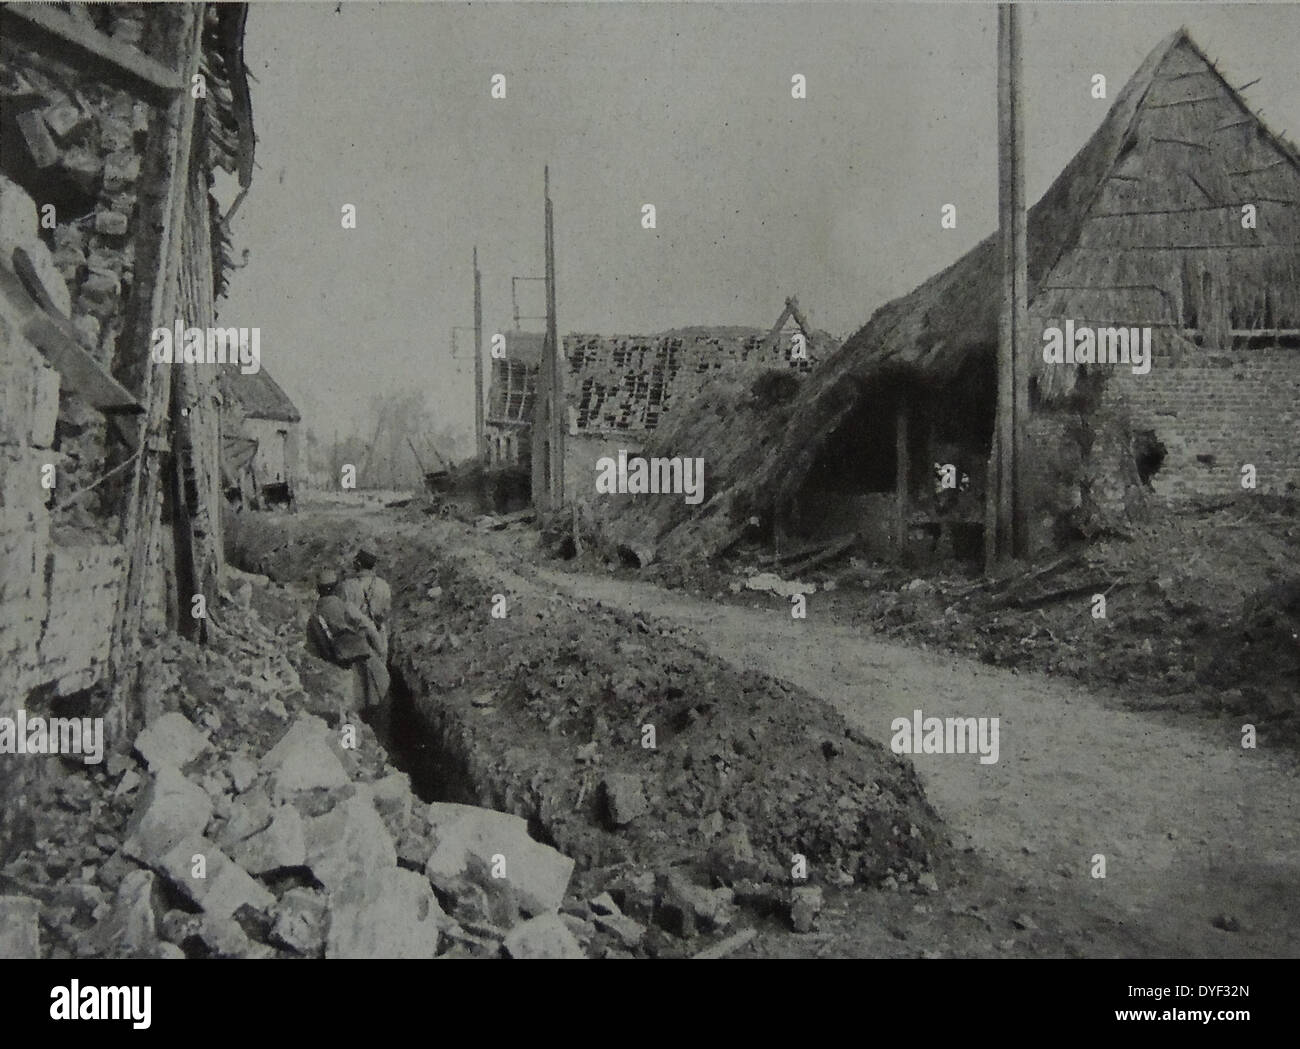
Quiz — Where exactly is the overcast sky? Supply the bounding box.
[217,1,1300,443]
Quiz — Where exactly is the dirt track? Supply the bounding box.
[535,566,1300,958]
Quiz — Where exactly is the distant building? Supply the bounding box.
[554,298,832,505]
[220,367,301,510]
[484,330,541,472]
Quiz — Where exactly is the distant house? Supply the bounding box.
[221,367,301,510]
[485,330,541,472]
[523,297,833,508]
[699,29,1300,563]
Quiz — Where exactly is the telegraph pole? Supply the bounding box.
[544,165,563,509]
[473,245,484,463]
[989,1,1029,568]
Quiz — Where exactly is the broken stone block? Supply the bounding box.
[43,102,85,140]
[155,835,275,919]
[302,793,396,892]
[363,771,412,825]
[16,109,59,168]
[228,754,257,794]
[94,210,128,237]
[123,764,213,863]
[188,914,251,958]
[600,773,648,827]
[594,910,646,949]
[88,869,157,957]
[228,804,306,875]
[503,914,585,959]
[271,888,327,956]
[325,867,445,959]
[707,824,759,884]
[657,872,736,938]
[72,313,100,347]
[98,116,133,153]
[133,711,209,772]
[589,892,618,916]
[217,788,274,850]
[62,147,102,192]
[425,802,574,917]
[790,886,823,933]
[159,909,201,947]
[260,717,349,798]
[113,769,141,797]
[102,150,140,188]
[0,896,41,959]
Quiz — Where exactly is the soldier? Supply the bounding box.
[340,546,392,662]
[305,568,375,719]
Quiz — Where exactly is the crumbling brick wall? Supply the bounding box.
[1101,335,1300,501]
[1,29,164,520]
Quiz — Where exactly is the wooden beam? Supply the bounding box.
[994,2,1029,564]
[0,4,185,102]
[895,402,909,557]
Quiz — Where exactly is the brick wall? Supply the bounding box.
[1101,336,1300,502]
[0,300,59,704]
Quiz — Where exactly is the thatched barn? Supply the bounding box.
[682,28,1300,565]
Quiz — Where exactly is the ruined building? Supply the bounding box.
[696,29,1300,563]
[502,297,833,509]
[1,2,254,825]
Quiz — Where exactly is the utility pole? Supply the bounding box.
[988,1,1029,568]
[473,246,484,463]
[544,165,564,509]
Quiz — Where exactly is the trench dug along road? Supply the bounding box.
[294,505,1299,956]
[528,566,1300,958]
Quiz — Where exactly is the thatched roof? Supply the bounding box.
[222,366,300,423]
[711,27,1300,536]
[834,28,1299,391]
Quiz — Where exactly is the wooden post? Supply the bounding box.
[544,166,563,509]
[895,402,909,558]
[473,246,484,464]
[992,1,1029,566]
[113,5,204,696]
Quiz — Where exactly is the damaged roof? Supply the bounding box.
[221,366,301,423]
[563,300,835,435]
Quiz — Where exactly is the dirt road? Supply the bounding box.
[536,566,1300,958]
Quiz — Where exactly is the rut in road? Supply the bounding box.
[537,567,1300,958]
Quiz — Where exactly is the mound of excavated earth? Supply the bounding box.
[234,511,950,918]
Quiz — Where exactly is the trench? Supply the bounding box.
[378,664,477,807]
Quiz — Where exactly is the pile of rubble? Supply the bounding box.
[0,580,598,959]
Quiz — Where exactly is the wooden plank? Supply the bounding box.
[1,4,185,101]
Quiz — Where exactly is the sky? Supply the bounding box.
[216,1,1300,444]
